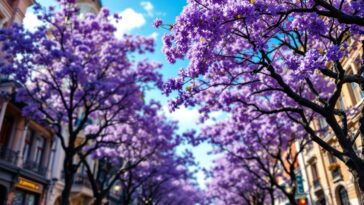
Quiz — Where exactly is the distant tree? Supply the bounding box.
[115,147,202,205]
[208,156,273,205]
[79,102,181,205]
[204,111,309,205]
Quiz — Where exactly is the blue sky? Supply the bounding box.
[24,0,215,188]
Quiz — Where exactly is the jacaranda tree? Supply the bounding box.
[160,0,364,192]
[115,138,203,205]
[81,101,182,205]
[203,110,310,205]
[0,1,163,204]
[207,156,274,205]
[132,153,203,205]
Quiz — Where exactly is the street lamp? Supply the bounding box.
[114,185,121,191]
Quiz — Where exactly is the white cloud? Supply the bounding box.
[140,1,154,17]
[163,105,225,131]
[149,32,159,40]
[23,11,44,32]
[163,106,200,131]
[113,8,146,37]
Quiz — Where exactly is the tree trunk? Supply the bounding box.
[93,195,103,205]
[122,192,131,205]
[269,190,275,205]
[60,172,73,205]
[354,171,364,205]
[355,106,364,195]
[60,154,75,205]
[358,174,364,192]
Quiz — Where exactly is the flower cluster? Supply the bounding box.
[158,0,364,199]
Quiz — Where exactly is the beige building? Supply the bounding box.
[302,139,362,205]
[301,40,364,205]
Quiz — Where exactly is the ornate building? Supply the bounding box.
[299,40,364,205]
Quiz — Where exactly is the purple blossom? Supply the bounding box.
[327,45,344,61]
[153,18,163,28]
[0,1,190,203]
[161,0,364,198]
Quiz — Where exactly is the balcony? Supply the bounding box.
[0,145,18,164]
[23,160,47,176]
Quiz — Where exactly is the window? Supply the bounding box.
[22,130,48,175]
[0,113,14,147]
[311,163,320,188]
[353,55,363,74]
[22,130,33,162]
[338,186,350,205]
[11,189,39,205]
[328,152,341,179]
[347,67,364,103]
[328,152,337,163]
[311,163,319,180]
[317,197,326,205]
[34,137,45,166]
[318,117,328,131]
[23,129,46,166]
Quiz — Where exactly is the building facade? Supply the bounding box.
[0,2,56,205]
[299,40,364,205]
[0,81,55,205]
[302,138,362,205]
